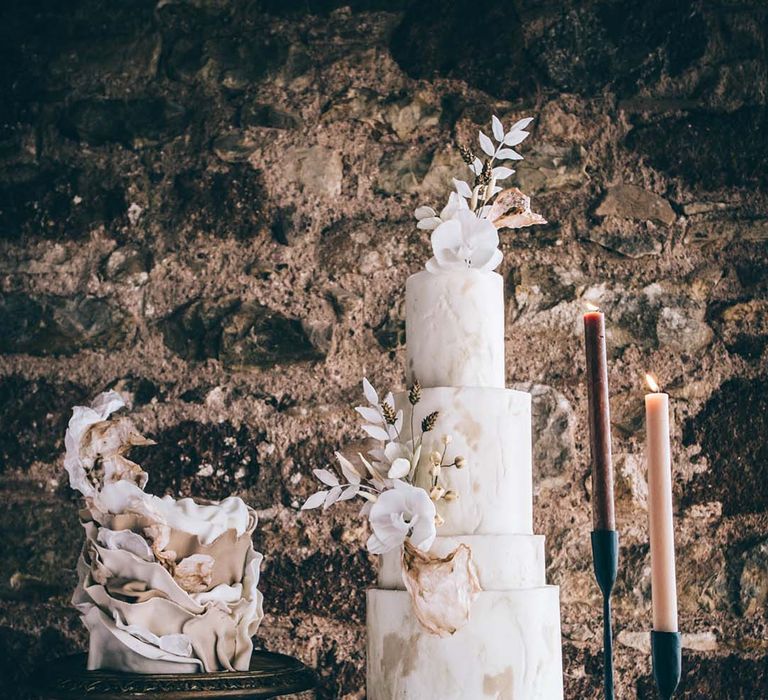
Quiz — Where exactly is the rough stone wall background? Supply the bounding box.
[1,0,767,697]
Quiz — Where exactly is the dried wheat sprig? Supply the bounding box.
[421,411,439,432]
[381,402,397,425]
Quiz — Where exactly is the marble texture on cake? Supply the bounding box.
[378,534,546,591]
[394,386,533,536]
[366,266,564,699]
[367,587,564,700]
[405,270,505,389]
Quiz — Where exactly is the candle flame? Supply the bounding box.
[645,372,661,393]
[584,301,600,312]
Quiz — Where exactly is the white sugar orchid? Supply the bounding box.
[414,191,469,232]
[425,209,503,273]
[366,480,437,555]
[414,114,548,275]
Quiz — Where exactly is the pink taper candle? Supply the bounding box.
[645,374,678,633]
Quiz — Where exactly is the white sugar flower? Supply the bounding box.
[366,435,422,483]
[381,441,414,479]
[442,190,470,219]
[366,480,437,554]
[64,391,129,498]
[414,192,468,231]
[425,209,503,274]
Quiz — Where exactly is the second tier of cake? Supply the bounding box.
[394,386,533,536]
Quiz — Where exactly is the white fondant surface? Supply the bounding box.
[405,270,505,389]
[395,386,533,535]
[367,587,564,700]
[366,263,564,697]
[378,534,545,591]
[83,606,203,674]
[97,481,252,545]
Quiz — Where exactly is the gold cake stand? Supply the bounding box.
[35,650,317,699]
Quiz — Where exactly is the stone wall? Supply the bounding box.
[1,1,767,697]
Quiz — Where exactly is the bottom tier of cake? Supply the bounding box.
[367,586,564,700]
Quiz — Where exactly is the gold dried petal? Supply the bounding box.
[400,540,482,637]
[488,187,547,230]
[81,417,155,490]
[173,554,214,594]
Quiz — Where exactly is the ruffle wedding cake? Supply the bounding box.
[65,391,264,673]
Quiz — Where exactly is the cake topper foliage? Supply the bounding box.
[302,379,463,555]
[415,115,547,274]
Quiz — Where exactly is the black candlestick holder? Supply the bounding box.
[651,630,681,699]
[591,530,619,700]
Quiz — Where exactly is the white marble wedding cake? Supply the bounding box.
[367,269,564,699]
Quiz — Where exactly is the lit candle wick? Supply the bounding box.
[645,372,661,393]
[585,301,601,312]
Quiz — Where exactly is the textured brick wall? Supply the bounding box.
[1,1,767,697]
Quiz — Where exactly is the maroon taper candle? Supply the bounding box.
[584,308,616,531]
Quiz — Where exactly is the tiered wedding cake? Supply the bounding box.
[366,269,564,699]
[303,114,564,698]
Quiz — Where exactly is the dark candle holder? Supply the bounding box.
[651,630,681,699]
[591,529,619,700]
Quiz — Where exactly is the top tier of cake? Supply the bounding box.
[405,270,505,389]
